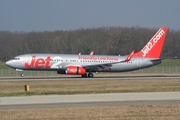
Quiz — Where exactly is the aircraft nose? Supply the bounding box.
[5,60,12,66]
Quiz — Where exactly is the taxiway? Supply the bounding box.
[0,74,180,81]
[1,92,180,110]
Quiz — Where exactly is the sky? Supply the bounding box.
[0,0,180,32]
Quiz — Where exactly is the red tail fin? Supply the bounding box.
[133,28,168,58]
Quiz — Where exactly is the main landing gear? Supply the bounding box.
[82,73,94,78]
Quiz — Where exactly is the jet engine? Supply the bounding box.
[65,66,86,75]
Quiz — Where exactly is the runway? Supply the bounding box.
[0,74,180,81]
[1,92,180,110]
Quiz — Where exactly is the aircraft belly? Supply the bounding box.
[112,64,138,72]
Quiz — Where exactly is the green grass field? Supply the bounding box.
[0,59,180,77]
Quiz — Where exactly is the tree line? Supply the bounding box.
[0,26,180,62]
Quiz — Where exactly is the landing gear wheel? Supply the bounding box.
[88,73,94,78]
[21,73,24,77]
[82,73,87,78]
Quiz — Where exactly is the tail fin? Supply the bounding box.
[133,27,168,58]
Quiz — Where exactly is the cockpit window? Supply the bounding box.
[12,58,20,60]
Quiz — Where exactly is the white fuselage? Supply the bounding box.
[6,54,161,72]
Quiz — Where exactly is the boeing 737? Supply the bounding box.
[6,28,168,77]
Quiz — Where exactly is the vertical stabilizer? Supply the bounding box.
[133,28,168,58]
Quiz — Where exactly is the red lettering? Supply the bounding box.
[24,56,51,69]
[45,56,51,68]
[25,56,36,68]
[35,58,45,68]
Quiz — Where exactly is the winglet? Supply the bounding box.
[90,50,94,55]
[125,50,135,62]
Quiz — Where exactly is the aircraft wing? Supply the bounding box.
[82,61,119,71]
[82,50,135,71]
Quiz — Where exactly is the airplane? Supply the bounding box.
[5,27,168,77]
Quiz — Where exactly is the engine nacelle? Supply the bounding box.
[65,66,86,75]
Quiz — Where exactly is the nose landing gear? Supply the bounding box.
[21,73,24,77]
[15,69,24,77]
[21,72,24,77]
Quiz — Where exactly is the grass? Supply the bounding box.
[1,105,180,120]
[160,59,180,66]
[0,78,180,97]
